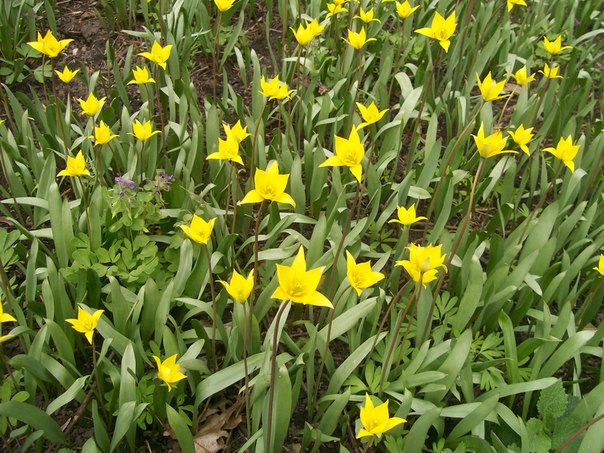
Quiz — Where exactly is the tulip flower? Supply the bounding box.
[507,0,527,11]
[395,243,446,285]
[240,162,296,206]
[214,0,235,12]
[355,7,380,24]
[0,302,16,324]
[356,394,406,438]
[320,126,365,182]
[218,270,254,303]
[139,41,172,69]
[57,151,91,177]
[66,307,104,344]
[130,119,161,142]
[128,66,156,85]
[55,66,80,84]
[78,92,105,116]
[396,1,419,19]
[415,11,456,52]
[207,135,243,165]
[259,75,295,100]
[508,124,534,155]
[476,72,507,101]
[292,20,325,46]
[343,27,376,50]
[326,3,348,18]
[91,121,118,146]
[179,215,216,245]
[539,63,562,79]
[153,354,186,391]
[543,135,580,173]
[356,101,389,129]
[346,251,385,296]
[27,30,73,58]
[388,204,427,226]
[509,66,535,86]
[543,35,572,56]
[272,246,332,307]
[223,120,250,144]
[473,123,516,159]
[594,255,604,276]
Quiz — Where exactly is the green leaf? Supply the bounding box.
[537,380,567,422]
[0,401,66,444]
[526,418,551,453]
[166,405,194,453]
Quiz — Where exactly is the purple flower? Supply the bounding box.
[114,176,136,197]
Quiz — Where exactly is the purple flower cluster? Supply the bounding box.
[114,176,136,197]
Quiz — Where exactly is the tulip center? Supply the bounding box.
[419,258,432,273]
[289,279,307,298]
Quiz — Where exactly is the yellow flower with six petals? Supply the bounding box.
[259,75,295,100]
[594,255,604,276]
[539,63,562,79]
[91,121,118,146]
[388,204,428,226]
[153,354,186,391]
[508,124,534,155]
[543,135,580,173]
[27,30,73,58]
[218,270,254,303]
[57,151,91,177]
[543,35,572,56]
[343,27,376,50]
[395,243,447,286]
[180,215,216,245]
[415,11,456,52]
[356,101,388,129]
[272,246,332,307]
[139,41,172,69]
[507,0,527,11]
[395,1,419,19]
[320,126,365,182]
[476,72,507,101]
[356,394,406,438]
[346,251,385,296]
[78,92,105,116]
[128,66,156,85]
[473,123,516,159]
[130,119,161,142]
[509,66,535,86]
[55,66,79,83]
[66,307,104,344]
[240,162,296,206]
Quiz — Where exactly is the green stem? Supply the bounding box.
[213,13,222,99]
[250,101,268,178]
[242,302,251,439]
[50,58,69,158]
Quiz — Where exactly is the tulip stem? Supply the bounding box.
[265,301,290,453]
[250,101,268,178]
[242,302,251,438]
[423,103,484,235]
[446,157,485,271]
[555,413,604,453]
[50,58,69,158]
[139,139,146,183]
[153,66,167,164]
[248,200,265,350]
[348,50,364,133]
[403,47,442,175]
[313,284,352,408]
[517,162,562,243]
[78,176,93,247]
[204,244,218,370]
[213,13,222,100]
[232,169,239,234]
[379,279,422,396]
[368,279,413,359]
[95,146,103,187]
[496,85,518,128]
[423,158,485,343]
[323,180,361,310]
[388,23,406,101]
[576,279,604,328]
[225,162,232,227]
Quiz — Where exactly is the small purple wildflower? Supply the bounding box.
[114,176,136,197]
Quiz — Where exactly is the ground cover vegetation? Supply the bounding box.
[0,0,603,451]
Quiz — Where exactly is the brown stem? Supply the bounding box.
[241,302,251,438]
[577,279,604,328]
[517,162,562,243]
[204,245,218,370]
[313,285,351,406]
[248,201,266,350]
[402,47,442,174]
[388,23,406,101]
[554,413,604,453]
[249,101,268,178]
[265,301,290,453]
[423,103,484,233]
[225,163,232,228]
[379,280,422,395]
[213,13,222,99]
[495,85,518,128]
[232,169,239,234]
[50,59,69,158]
